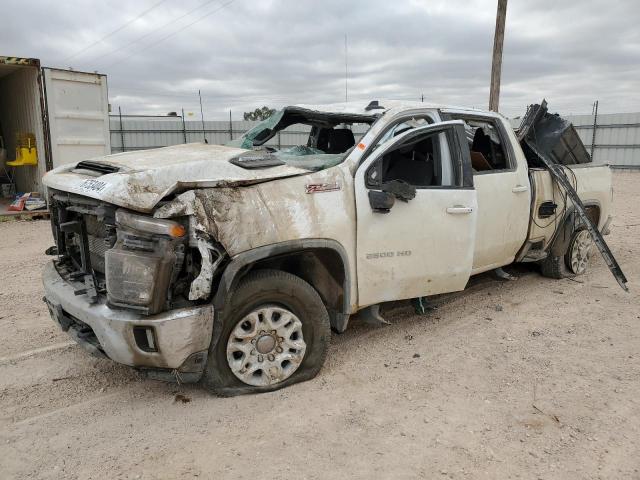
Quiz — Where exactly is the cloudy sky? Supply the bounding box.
[2,0,638,119]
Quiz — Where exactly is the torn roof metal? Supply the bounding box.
[517,100,592,166]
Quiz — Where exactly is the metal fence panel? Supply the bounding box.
[111,114,640,167]
[110,117,370,153]
[565,112,640,167]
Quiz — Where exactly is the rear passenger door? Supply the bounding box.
[355,121,478,307]
[441,110,531,273]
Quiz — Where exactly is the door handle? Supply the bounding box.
[446,206,473,214]
[512,185,528,193]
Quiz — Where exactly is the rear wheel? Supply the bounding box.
[565,229,593,275]
[540,227,593,279]
[201,269,330,396]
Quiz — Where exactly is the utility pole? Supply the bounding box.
[489,0,508,112]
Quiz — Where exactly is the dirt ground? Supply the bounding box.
[1,171,638,480]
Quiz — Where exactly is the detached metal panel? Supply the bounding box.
[512,112,640,168]
[43,68,111,168]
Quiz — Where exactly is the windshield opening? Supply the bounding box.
[226,107,377,171]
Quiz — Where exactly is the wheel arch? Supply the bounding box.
[213,239,352,333]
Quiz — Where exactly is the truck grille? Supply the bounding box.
[50,192,116,285]
[85,215,111,273]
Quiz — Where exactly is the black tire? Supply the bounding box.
[540,227,589,279]
[540,253,568,279]
[201,269,331,396]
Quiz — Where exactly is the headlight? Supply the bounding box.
[116,210,185,238]
[105,246,175,313]
[106,211,185,314]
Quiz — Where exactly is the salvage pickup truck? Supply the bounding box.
[42,100,614,395]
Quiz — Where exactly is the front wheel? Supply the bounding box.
[201,269,330,396]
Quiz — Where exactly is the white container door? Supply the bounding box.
[43,68,110,168]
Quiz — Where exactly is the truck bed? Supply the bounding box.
[524,164,612,257]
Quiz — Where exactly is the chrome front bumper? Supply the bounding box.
[42,262,213,371]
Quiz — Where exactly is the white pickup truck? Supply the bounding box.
[42,100,615,395]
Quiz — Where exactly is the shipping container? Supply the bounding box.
[0,56,111,195]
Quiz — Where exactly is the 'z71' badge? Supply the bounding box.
[305,182,341,194]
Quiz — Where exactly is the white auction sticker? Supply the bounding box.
[79,179,109,193]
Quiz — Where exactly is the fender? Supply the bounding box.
[213,239,353,333]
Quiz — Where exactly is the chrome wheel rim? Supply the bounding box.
[226,306,306,387]
[569,230,593,275]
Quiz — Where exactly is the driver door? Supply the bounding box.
[355,121,478,307]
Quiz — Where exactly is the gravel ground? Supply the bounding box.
[0,171,638,480]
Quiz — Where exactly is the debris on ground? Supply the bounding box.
[173,393,191,404]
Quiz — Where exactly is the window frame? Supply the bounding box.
[441,113,517,176]
[358,111,437,167]
[364,123,473,191]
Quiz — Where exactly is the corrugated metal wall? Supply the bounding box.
[0,65,48,193]
[565,112,640,167]
[113,113,640,168]
[109,116,369,152]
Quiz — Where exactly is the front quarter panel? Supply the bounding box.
[154,162,358,308]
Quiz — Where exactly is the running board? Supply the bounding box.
[526,143,628,292]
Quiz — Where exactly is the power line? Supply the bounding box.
[61,0,168,62]
[93,0,221,66]
[104,0,237,69]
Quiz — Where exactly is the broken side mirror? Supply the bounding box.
[368,190,395,213]
[381,179,416,203]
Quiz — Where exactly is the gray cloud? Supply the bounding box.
[1,0,638,118]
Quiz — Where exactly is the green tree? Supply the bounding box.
[243,106,276,121]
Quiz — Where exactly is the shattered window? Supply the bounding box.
[226,111,286,150]
[227,107,376,171]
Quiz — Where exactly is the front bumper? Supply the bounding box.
[42,262,213,372]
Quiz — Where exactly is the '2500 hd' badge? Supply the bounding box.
[305,182,341,194]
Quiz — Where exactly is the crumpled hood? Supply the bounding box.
[42,143,310,212]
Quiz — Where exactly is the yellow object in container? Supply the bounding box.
[6,133,38,166]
